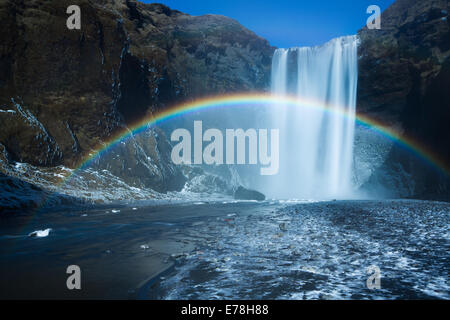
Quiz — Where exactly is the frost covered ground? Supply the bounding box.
[156,200,450,300]
[0,158,237,213]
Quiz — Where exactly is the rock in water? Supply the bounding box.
[234,186,265,201]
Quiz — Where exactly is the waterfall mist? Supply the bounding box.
[267,35,359,199]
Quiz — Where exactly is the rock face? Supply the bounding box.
[357,0,450,198]
[0,0,274,196]
[0,0,126,167]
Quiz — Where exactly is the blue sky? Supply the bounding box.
[141,0,395,48]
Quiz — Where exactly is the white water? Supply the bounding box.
[270,35,358,199]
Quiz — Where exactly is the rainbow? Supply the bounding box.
[63,92,449,183]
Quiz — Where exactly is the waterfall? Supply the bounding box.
[270,35,358,199]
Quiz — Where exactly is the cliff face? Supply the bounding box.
[357,0,450,198]
[0,0,274,197]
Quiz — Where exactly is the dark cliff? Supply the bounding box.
[357,0,450,198]
[0,0,274,197]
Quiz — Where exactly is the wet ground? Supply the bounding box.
[0,199,448,299]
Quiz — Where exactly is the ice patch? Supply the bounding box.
[28,228,52,238]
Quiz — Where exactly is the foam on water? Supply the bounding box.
[158,200,449,300]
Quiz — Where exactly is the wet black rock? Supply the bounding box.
[234,186,265,201]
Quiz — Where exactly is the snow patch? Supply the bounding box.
[28,228,52,238]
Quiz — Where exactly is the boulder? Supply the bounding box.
[234,186,265,201]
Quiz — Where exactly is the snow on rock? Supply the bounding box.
[28,228,52,238]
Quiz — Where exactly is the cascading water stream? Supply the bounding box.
[270,35,358,199]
